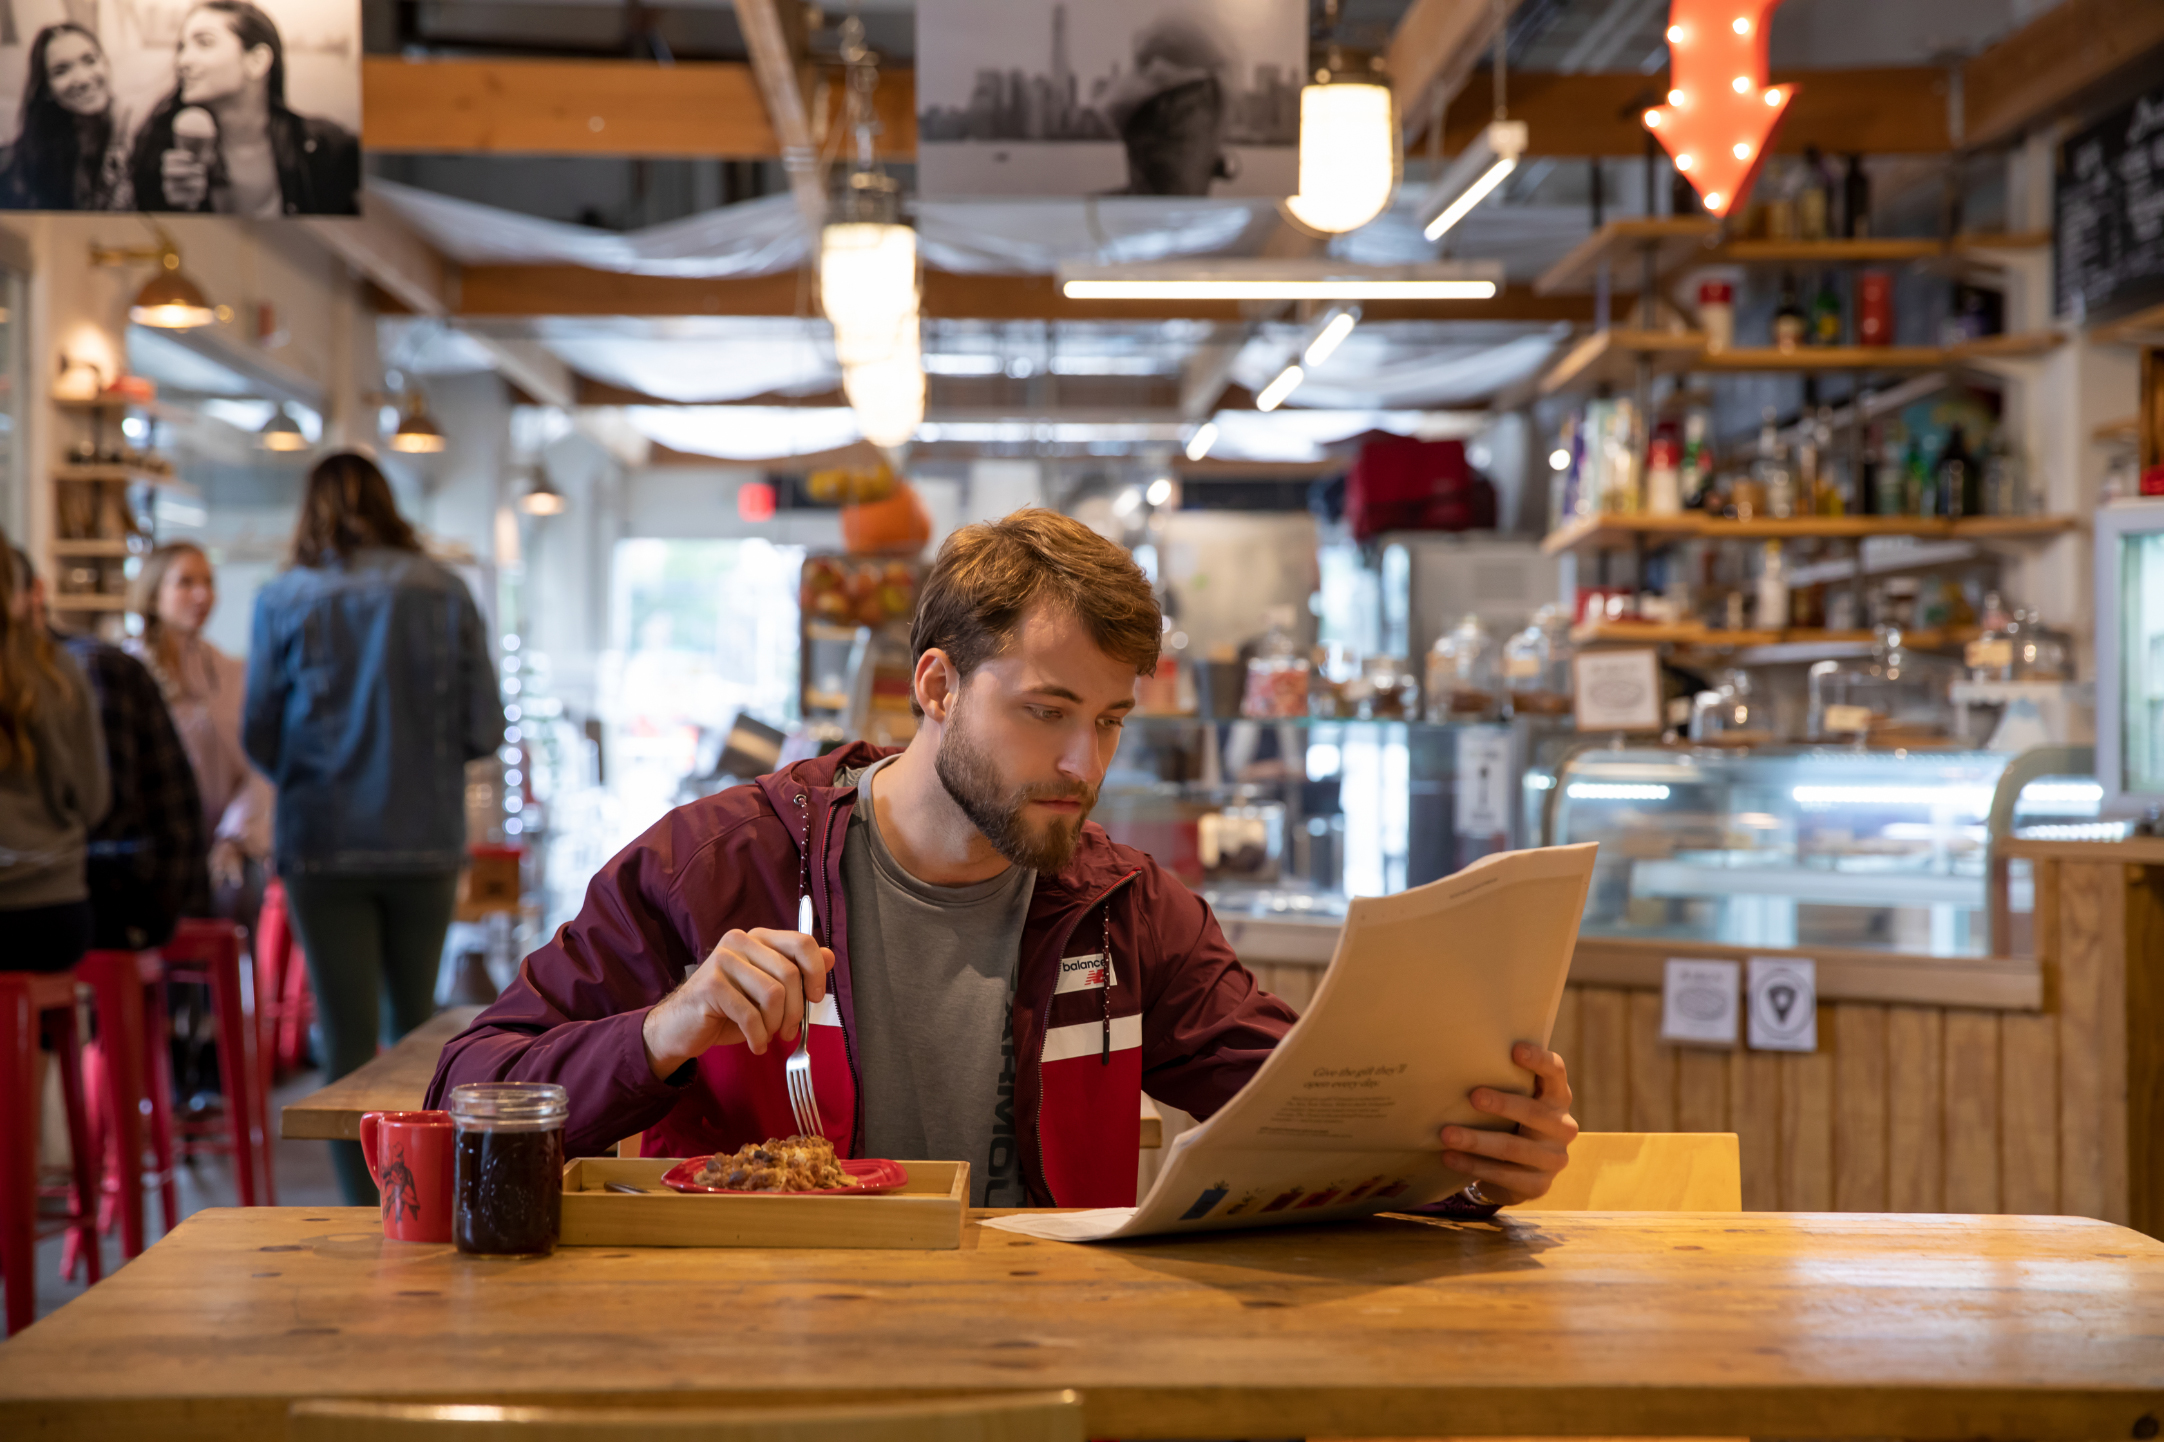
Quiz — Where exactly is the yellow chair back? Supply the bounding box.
[1513,1131,1741,1212]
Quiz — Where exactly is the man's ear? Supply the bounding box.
[914,648,960,724]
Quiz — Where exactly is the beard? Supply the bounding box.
[934,701,1097,873]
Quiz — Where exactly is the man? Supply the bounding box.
[431,511,1575,1209]
[15,547,209,948]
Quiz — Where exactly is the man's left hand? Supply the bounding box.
[1439,1043,1578,1206]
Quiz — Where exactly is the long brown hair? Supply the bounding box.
[128,540,209,665]
[0,533,62,774]
[290,451,423,568]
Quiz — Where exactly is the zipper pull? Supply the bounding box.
[798,893,814,937]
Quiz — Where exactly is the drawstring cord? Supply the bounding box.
[1101,903,1112,1066]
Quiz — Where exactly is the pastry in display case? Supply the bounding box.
[1543,744,2093,957]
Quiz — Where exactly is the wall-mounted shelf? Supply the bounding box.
[1537,329,1707,396]
[1536,222,2050,297]
[1543,512,2077,557]
[1573,619,1979,656]
[49,539,136,558]
[50,593,128,611]
[1536,219,1722,296]
[55,464,176,488]
[1708,232,2050,266]
[1535,327,2064,397]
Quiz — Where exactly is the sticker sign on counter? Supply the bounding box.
[1453,727,1514,837]
[1661,958,1741,1046]
[1747,957,1818,1052]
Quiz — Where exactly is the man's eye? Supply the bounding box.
[1099,715,1126,730]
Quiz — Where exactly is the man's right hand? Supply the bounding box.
[641,928,833,1081]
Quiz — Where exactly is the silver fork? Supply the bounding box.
[784,893,825,1138]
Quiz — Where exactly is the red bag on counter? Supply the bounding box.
[1344,435,1496,541]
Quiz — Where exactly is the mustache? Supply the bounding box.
[1020,780,1096,807]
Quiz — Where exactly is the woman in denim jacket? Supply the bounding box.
[244,452,502,1201]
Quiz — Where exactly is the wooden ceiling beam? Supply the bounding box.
[1428,66,1955,157]
[362,56,1951,161]
[1960,0,2164,149]
[453,265,1595,323]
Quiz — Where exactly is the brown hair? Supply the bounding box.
[0,532,61,773]
[909,509,1160,712]
[128,540,210,649]
[290,451,422,568]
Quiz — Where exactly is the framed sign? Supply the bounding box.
[0,0,360,214]
[915,0,1302,198]
[1571,648,1663,733]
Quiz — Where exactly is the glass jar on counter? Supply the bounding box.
[1806,627,1960,745]
[1240,606,1310,719]
[1965,592,2017,681]
[1502,605,1574,716]
[1307,642,1359,719]
[1425,614,1500,722]
[2011,607,2074,681]
[1688,669,1775,747]
[447,1082,568,1258]
[1357,653,1420,720]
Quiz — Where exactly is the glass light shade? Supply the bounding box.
[820,222,919,340]
[390,404,447,454]
[1284,82,1397,235]
[844,354,926,449]
[258,411,307,451]
[519,475,567,515]
[833,311,921,370]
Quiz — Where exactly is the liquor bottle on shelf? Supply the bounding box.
[1755,542,1791,631]
[1935,424,1977,518]
[1810,274,1843,346]
[1680,412,1712,508]
[1869,425,1899,515]
[1798,147,1831,240]
[1904,434,1932,516]
[1774,273,1807,351]
[1644,424,1682,515]
[1983,434,2027,515]
[1842,154,1871,237]
[1811,410,1845,515]
[1756,409,1795,518]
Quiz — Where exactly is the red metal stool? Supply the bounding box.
[254,880,314,1081]
[0,969,105,1335]
[161,920,274,1207]
[72,950,161,1261]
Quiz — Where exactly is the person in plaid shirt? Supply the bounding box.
[16,547,209,947]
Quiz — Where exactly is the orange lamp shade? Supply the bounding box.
[1643,0,1795,218]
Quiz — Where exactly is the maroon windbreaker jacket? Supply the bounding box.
[427,744,1300,1206]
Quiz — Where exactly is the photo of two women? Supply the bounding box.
[0,0,359,214]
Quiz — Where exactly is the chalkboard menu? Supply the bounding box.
[2056,83,2164,322]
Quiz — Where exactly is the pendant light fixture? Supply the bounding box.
[389,394,447,454]
[90,229,217,330]
[1418,5,1529,243]
[820,17,925,450]
[257,407,307,452]
[519,470,567,516]
[1284,68,1397,236]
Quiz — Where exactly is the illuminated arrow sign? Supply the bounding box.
[1641,0,1796,218]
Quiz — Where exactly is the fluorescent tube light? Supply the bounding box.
[1184,420,1220,461]
[1060,259,1501,302]
[1302,308,1360,368]
[1255,364,1305,412]
[1418,120,1529,242]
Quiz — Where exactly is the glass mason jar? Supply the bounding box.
[1426,614,1500,722]
[447,1082,569,1258]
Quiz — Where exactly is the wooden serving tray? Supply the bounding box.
[559,1158,969,1249]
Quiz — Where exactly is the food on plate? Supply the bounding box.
[695,1134,853,1191]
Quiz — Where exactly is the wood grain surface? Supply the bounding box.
[0,1209,2155,1442]
[280,1008,485,1141]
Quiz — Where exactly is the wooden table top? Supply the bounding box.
[1,1208,2155,1441]
[280,1007,484,1141]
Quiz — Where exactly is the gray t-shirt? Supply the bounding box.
[839,757,1034,1206]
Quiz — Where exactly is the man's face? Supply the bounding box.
[929,606,1139,873]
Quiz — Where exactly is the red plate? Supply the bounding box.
[660,1156,910,1196]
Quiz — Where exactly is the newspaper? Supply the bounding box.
[982,843,1597,1242]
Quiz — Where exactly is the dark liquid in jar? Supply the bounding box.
[454,1127,564,1256]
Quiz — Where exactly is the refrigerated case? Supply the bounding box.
[2096,499,2164,817]
[1541,745,2101,957]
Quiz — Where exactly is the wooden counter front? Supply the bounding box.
[1242,840,2161,1236]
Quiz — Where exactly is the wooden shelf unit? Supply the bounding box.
[1536,222,2050,297]
[1571,620,1978,653]
[1542,512,2077,557]
[1708,232,2050,266]
[1537,329,1707,396]
[1535,219,1723,296]
[48,539,136,558]
[49,593,128,612]
[1538,329,2067,396]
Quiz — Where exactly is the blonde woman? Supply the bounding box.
[126,542,272,908]
[0,531,110,969]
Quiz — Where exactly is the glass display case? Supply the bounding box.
[2096,500,2164,817]
[1543,745,2100,957]
[1095,716,1572,958]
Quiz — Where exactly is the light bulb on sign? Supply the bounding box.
[1640,0,1795,219]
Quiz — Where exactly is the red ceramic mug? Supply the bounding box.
[359,1110,455,1243]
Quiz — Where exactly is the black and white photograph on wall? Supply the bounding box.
[0,0,359,214]
[915,0,1302,199]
